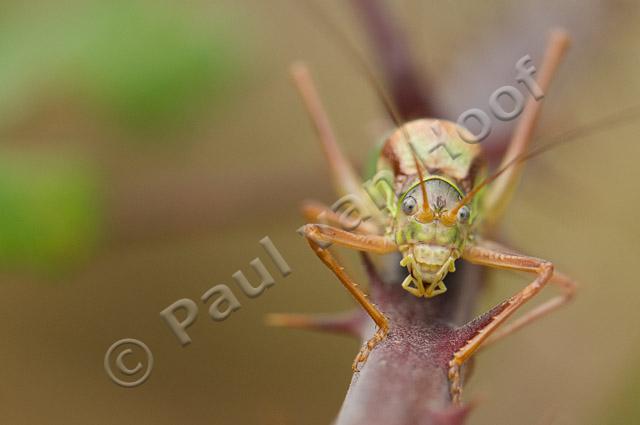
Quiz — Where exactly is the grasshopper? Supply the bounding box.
[288,31,577,404]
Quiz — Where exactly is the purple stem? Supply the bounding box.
[332,255,490,425]
[349,0,438,120]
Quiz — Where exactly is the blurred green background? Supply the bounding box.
[0,1,639,424]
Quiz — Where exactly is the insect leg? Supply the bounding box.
[291,63,384,225]
[447,241,577,403]
[482,275,576,347]
[266,207,381,337]
[300,224,396,371]
[301,200,381,235]
[483,30,570,228]
[300,223,395,254]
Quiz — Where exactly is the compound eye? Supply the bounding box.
[457,205,471,223]
[402,196,418,216]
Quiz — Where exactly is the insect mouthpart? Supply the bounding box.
[399,246,459,298]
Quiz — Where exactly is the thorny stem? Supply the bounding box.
[332,2,487,421]
[277,1,601,424]
[332,255,488,425]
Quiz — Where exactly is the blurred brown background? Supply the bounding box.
[0,0,639,424]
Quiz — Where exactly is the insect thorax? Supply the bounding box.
[377,119,485,195]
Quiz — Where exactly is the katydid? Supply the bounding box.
[287,31,577,403]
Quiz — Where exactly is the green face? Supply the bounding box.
[389,177,473,297]
[393,177,471,248]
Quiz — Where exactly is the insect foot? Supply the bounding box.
[352,325,388,372]
[448,361,463,404]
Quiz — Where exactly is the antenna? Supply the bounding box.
[445,103,640,221]
[299,1,434,218]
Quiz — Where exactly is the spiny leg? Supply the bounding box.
[300,223,395,253]
[466,241,576,348]
[448,240,577,403]
[300,224,396,371]
[301,200,381,235]
[292,64,391,367]
[300,201,362,266]
[290,63,384,226]
[484,30,571,228]
[265,203,380,333]
[482,271,576,348]
[306,240,385,372]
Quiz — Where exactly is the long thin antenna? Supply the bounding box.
[299,1,406,131]
[299,1,433,217]
[480,30,570,222]
[444,29,569,224]
[290,62,363,198]
[446,103,640,219]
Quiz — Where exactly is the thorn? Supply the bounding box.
[265,310,366,338]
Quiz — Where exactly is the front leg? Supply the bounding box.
[300,224,397,371]
[448,240,577,403]
[300,223,395,253]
